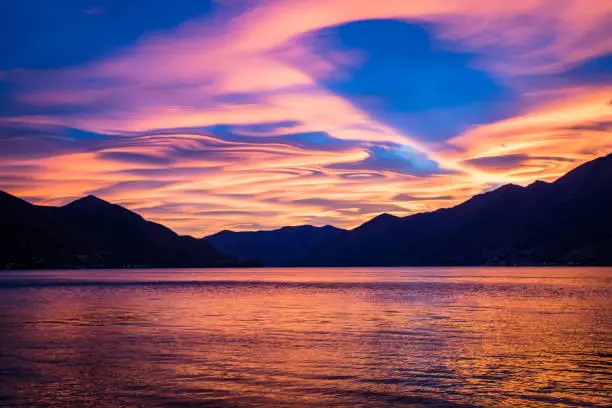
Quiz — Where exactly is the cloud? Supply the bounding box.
[393,194,455,202]
[0,123,121,159]
[567,120,612,132]
[87,180,176,197]
[464,154,576,172]
[292,197,410,214]
[463,154,530,170]
[0,0,610,235]
[201,124,359,151]
[446,87,612,181]
[98,151,175,165]
[328,144,448,176]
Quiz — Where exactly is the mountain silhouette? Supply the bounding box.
[206,225,345,266]
[2,153,611,269]
[291,153,612,266]
[0,193,242,269]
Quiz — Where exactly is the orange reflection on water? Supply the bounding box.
[0,267,610,407]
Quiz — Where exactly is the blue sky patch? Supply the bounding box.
[301,19,518,142]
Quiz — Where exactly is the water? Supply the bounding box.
[0,267,610,407]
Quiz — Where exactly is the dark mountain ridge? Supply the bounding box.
[294,153,612,266]
[0,193,242,269]
[206,224,345,266]
[2,153,611,269]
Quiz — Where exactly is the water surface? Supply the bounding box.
[1,267,610,407]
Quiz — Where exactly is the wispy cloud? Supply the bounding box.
[0,0,611,235]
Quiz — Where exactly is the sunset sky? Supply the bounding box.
[1,0,611,236]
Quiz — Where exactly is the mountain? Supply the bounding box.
[294,153,612,266]
[3,153,611,269]
[0,193,242,269]
[206,225,345,266]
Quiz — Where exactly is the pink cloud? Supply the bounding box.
[1,0,611,234]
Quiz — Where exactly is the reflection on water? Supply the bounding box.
[0,267,610,407]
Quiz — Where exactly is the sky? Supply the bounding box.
[0,0,611,236]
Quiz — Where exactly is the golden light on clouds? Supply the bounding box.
[0,0,611,235]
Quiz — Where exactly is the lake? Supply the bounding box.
[0,267,610,407]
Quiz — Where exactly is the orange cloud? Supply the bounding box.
[1,0,610,235]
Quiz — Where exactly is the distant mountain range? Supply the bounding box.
[1,153,611,269]
[0,193,243,269]
[206,225,345,267]
[207,153,612,266]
